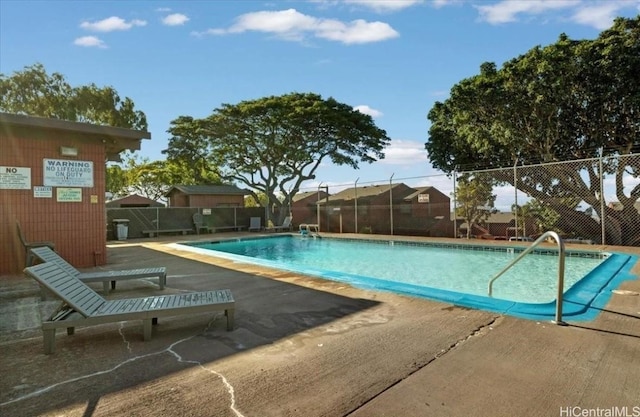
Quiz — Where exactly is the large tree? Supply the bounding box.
[164,92,391,222]
[426,17,640,245]
[455,174,496,239]
[106,152,221,200]
[0,63,147,130]
[164,116,219,184]
[522,199,561,236]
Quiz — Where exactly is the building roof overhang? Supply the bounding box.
[0,112,151,162]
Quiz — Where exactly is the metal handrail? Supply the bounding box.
[488,231,566,325]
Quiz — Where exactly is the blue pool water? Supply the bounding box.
[175,236,637,321]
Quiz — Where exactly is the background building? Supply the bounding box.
[165,185,249,208]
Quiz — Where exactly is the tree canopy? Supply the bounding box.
[106,152,221,201]
[0,63,147,130]
[164,92,391,221]
[164,116,221,184]
[426,16,640,245]
[455,174,496,239]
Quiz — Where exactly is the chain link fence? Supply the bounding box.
[106,207,264,240]
[297,153,639,246]
[105,155,639,246]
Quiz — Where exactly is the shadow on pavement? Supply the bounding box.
[0,245,380,416]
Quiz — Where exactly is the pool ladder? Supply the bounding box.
[488,231,566,325]
[299,224,320,238]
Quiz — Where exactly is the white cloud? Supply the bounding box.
[379,139,429,165]
[199,8,399,44]
[475,0,639,29]
[603,170,640,202]
[354,105,383,118]
[343,0,423,12]
[74,36,107,48]
[571,2,628,30]
[432,0,460,8]
[316,18,399,44]
[413,175,454,194]
[227,9,316,36]
[192,28,225,37]
[308,0,338,11]
[162,13,190,26]
[80,16,147,32]
[476,0,580,24]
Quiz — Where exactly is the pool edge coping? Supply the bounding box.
[168,235,638,323]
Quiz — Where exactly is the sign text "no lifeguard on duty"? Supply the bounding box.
[43,159,94,188]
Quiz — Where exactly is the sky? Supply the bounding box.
[1,0,639,207]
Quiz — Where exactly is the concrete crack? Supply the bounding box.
[118,322,133,353]
[433,316,498,360]
[344,315,500,417]
[1,314,244,417]
[165,315,245,417]
[1,347,169,407]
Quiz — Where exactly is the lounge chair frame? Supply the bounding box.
[24,262,235,354]
[248,217,262,232]
[16,221,56,267]
[29,246,166,294]
[193,212,213,234]
[265,216,293,232]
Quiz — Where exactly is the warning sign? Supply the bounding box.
[0,166,31,189]
[43,159,94,187]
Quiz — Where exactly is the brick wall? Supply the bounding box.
[1,126,107,273]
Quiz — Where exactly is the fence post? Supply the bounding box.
[325,185,329,232]
[599,149,606,245]
[453,169,457,238]
[389,173,394,235]
[317,183,322,231]
[513,160,519,239]
[354,178,359,234]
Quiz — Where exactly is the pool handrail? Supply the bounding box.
[488,231,566,325]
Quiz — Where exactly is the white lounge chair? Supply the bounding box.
[265,216,293,232]
[248,217,262,232]
[24,262,235,354]
[193,213,213,234]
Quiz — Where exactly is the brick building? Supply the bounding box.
[399,186,451,237]
[0,113,150,274]
[165,185,249,208]
[318,183,416,234]
[106,194,164,208]
[290,190,329,228]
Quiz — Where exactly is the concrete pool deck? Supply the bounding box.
[1,233,639,416]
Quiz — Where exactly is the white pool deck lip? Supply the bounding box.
[1,232,639,417]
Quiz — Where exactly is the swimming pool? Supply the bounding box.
[174,236,637,321]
